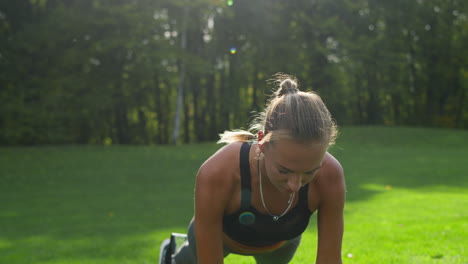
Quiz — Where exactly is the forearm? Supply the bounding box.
[195,232,224,264]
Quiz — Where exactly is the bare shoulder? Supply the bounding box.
[197,141,244,182]
[321,152,344,180]
[195,142,243,220]
[316,152,346,201]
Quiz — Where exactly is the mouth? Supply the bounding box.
[285,186,301,193]
[284,187,297,194]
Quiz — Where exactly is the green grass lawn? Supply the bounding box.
[0,126,467,264]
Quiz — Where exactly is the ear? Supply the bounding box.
[258,143,265,153]
[257,131,265,152]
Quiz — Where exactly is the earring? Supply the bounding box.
[257,131,264,142]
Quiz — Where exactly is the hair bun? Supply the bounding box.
[277,79,299,97]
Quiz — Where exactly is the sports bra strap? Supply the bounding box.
[299,183,309,206]
[239,142,252,210]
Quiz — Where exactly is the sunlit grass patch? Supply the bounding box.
[341,185,467,264]
[0,126,467,263]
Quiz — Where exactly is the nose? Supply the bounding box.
[287,174,302,193]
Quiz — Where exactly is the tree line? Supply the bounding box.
[0,0,467,145]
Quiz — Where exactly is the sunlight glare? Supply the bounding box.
[229,46,237,54]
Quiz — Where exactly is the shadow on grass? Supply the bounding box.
[330,126,468,201]
[0,127,467,263]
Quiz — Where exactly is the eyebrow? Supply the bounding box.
[278,164,321,173]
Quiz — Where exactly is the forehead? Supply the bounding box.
[266,140,327,169]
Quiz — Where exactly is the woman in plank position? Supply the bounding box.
[160,74,345,264]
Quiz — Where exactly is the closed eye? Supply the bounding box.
[278,167,320,176]
[306,169,319,175]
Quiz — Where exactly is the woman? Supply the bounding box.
[160,74,345,264]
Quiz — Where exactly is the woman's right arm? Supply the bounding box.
[194,152,234,264]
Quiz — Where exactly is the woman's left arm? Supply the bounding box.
[316,154,346,264]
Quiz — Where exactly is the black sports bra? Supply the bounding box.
[222,142,313,247]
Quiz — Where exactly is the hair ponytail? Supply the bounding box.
[276,78,299,97]
[217,130,256,144]
[218,73,338,147]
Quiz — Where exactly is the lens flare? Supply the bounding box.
[239,211,255,225]
[230,46,237,54]
[227,0,234,6]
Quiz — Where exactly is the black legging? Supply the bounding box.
[173,218,302,264]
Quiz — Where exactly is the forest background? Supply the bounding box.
[1,0,467,145]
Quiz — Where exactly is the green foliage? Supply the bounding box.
[0,0,467,145]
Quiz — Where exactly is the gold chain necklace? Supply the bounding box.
[258,156,295,221]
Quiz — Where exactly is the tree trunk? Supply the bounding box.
[366,68,381,124]
[220,62,230,131]
[172,6,188,144]
[251,67,260,111]
[206,72,217,140]
[183,77,190,144]
[191,75,204,142]
[137,107,148,144]
[115,100,129,144]
[154,74,163,144]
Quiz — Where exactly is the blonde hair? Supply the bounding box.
[218,73,338,147]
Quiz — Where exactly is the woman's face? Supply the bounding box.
[261,139,327,194]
